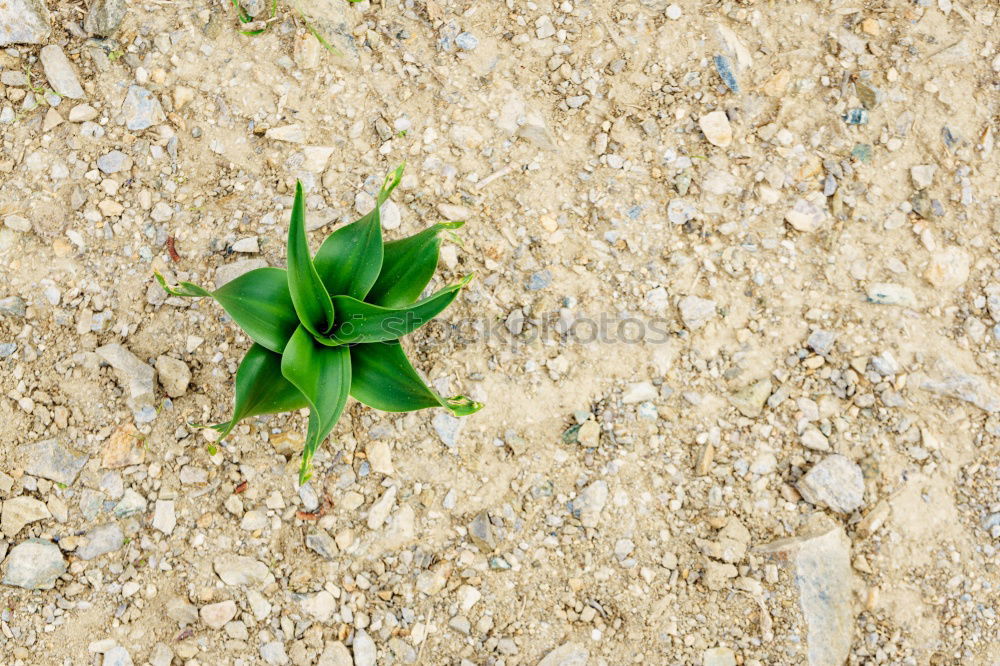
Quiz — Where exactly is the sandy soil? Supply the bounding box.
[1,0,999,665]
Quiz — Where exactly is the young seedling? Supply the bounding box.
[156,166,481,484]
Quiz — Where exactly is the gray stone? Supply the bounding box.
[1,539,66,589]
[1,496,51,538]
[215,258,268,288]
[366,486,396,529]
[23,439,88,485]
[806,329,836,355]
[758,521,853,666]
[432,412,462,449]
[468,510,496,551]
[96,343,157,422]
[352,629,377,666]
[96,150,129,174]
[121,85,165,131]
[77,523,125,559]
[214,555,275,587]
[0,0,51,46]
[155,355,190,397]
[570,480,608,528]
[165,598,199,625]
[797,455,864,514]
[679,295,717,330]
[152,500,176,535]
[305,529,337,560]
[537,642,589,666]
[317,641,352,666]
[113,488,146,517]
[260,641,289,665]
[919,360,1000,413]
[84,0,127,37]
[0,343,16,358]
[0,295,26,317]
[730,379,772,418]
[526,269,552,291]
[39,45,85,99]
[102,646,133,666]
[455,31,478,50]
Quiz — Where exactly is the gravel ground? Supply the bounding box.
[1,0,999,665]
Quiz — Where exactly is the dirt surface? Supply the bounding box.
[1,0,999,665]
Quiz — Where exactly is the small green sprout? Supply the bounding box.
[157,166,481,484]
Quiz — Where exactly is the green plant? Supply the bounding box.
[156,166,481,484]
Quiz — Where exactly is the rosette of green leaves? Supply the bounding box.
[156,166,481,484]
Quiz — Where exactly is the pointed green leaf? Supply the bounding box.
[312,204,384,300]
[366,221,465,308]
[280,326,352,484]
[288,182,335,337]
[312,165,404,300]
[350,341,482,416]
[327,274,472,345]
[156,268,299,354]
[207,343,309,441]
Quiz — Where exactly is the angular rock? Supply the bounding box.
[622,381,657,404]
[40,45,85,99]
[367,486,396,529]
[96,150,130,174]
[23,439,88,485]
[152,500,176,535]
[265,124,306,143]
[757,519,854,666]
[919,360,1000,413]
[96,343,157,422]
[1,539,66,589]
[103,646,133,666]
[214,555,275,587]
[260,641,289,665]
[155,355,190,397]
[800,427,830,452]
[537,642,589,666]
[84,0,127,37]
[200,600,237,629]
[797,455,864,514]
[679,295,717,330]
[1,496,51,538]
[910,164,936,189]
[352,629,377,666]
[570,480,608,528]
[730,379,772,418]
[101,423,145,468]
[365,440,394,475]
[468,510,496,551]
[318,641,352,666]
[305,529,338,560]
[432,412,462,448]
[0,0,51,46]
[113,488,146,517]
[121,85,165,131]
[77,523,125,559]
